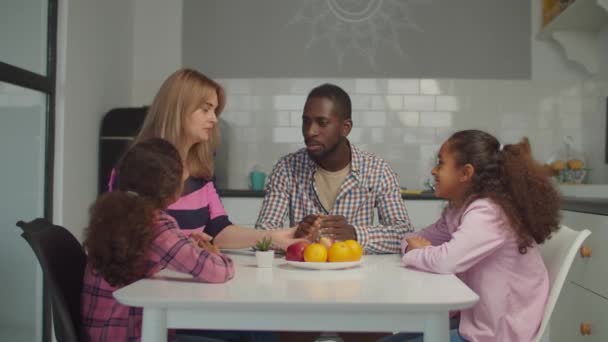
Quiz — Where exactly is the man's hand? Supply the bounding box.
[319,215,356,241]
[295,215,322,240]
[405,236,431,251]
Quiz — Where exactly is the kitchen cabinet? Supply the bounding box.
[220,197,265,227]
[537,0,608,74]
[550,209,608,342]
[220,196,446,230]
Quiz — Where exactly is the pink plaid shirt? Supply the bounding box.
[81,213,234,341]
[256,144,412,253]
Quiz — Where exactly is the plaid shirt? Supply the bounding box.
[256,144,412,253]
[81,213,234,341]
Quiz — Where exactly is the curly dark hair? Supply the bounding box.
[84,138,183,287]
[447,130,561,253]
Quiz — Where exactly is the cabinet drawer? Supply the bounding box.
[550,282,608,342]
[561,211,608,298]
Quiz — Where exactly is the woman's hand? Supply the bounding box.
[294,215,322,240]
[270,227,309,251]
[405,236,431,251]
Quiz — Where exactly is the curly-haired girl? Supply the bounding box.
[81,138,234,341]
[394,129,560,342]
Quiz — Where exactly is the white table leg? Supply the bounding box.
[422,312,450,342]
[141,308,167,342]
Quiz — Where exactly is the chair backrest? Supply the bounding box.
[16,218,86,342]
[534,225,591,342]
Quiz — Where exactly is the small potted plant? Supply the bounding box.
[254,236,274,268]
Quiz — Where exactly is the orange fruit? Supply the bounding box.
[344,240,363,261]
[327,241,354,262]
[303,243,328,262]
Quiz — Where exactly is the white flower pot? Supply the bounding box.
[255,250,275,268]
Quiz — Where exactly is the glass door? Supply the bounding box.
[0,0,57,341]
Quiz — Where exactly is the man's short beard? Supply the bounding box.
[308,138,342,163]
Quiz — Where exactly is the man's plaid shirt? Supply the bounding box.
[256,144,412,254]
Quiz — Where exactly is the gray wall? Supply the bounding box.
[183,0,530,79]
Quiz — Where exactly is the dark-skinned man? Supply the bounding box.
[256,83,412,255]
[255,83,413,342]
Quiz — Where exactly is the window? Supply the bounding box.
[0,1,57,341]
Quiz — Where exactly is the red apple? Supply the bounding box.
[286,241,310,261]
[318,236,335,249]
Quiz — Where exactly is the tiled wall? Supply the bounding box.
[215,78,608,190]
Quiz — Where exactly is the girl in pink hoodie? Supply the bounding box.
[396,130,561,342]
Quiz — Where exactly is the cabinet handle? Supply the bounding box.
[580,246,592,258]
[580,322,592,335]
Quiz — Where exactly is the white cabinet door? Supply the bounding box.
[550,282,608,342]
[404,200,446,230]
[221,197,446,231]
[561,210,608,298]
[220,198,263,227]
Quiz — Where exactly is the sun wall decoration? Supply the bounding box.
[289,0,431,70]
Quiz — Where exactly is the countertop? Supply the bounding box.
[218,189,441,200]
[218,190,608,215]
[561,196,608,216]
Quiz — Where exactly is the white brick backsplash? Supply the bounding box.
[277,111,290,126]
[290,111,301,127]
[361,111,387,127]
[215,78,603,188]
[371,96,386,110]
[403,96,434,111]
[274,95,306,110]
[558,111,582,129]
[397,111,419,127]
[220,79,252,94]
[348,128,363,143]
[388,79,419,94]
[241,127,258,143]
[355,79,381,94]
[222,111,252,127]
[420,79,441,95]
[385,95,404,110]
[435,96,461,111]
[419,144,441,164]
[402,130,418,144]
[273,127,302,143]
[351,95,372,110]
[371,128,384,144]
[416,128,436,143]
[559,97,583,115]
[420,112,452,127]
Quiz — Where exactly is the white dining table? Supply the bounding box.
[114,251,478,342]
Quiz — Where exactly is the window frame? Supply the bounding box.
[0,0,57,220]
[0,1,58,341]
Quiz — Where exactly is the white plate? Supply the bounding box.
[285,260,362,270]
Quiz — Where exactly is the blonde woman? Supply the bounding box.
[110,69,287,342]
[111,69,299,251]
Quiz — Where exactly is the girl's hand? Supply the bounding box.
[191,232,213,244]
[191,232,220,253]
[405,236,431,251]
[270,227,309,251]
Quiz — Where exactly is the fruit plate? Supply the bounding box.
[285,260,362,270]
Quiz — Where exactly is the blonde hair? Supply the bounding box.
[134,68,225,179]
